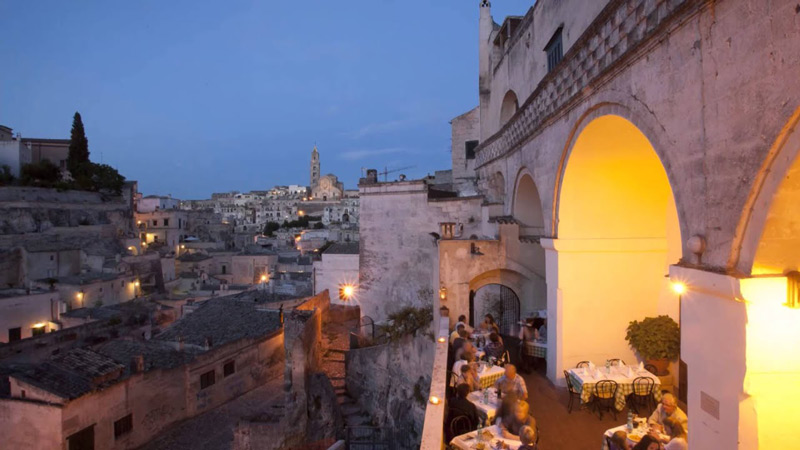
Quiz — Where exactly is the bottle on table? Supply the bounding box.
[477,419,484,442]
[627,410,633,432]
[483,388,489,405]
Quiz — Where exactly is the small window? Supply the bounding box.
[21,389,26,398]
[200,370,215,389]
[114,414,133,439]
[99,287,103,293]
[152,220,157,226]
[223,360,235,377]
[163,219,169,226]
[221,265,227,275]
[545,27,563,72]
[50,255,55,261]
[465,140,479,160]
[8,327,21,342]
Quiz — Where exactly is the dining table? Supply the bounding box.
[450,424,522,450]
[467,387,501,423]
[567,364,662,411]
[602,419,670,450]
[477,363,506,390]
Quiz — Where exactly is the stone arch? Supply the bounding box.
[500,90,519,126]
[512,168,545,234]
[548,112,683,380]
[469,269,527,333]
[730,106,800,275]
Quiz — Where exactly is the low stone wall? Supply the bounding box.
[0,186,106,203]
[420,316,451,449]
[345,332,435,449]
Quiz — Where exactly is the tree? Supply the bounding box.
[0,165,14,186]
[67,112,91,182]
[90,163,125,195]
[263,221,280,237]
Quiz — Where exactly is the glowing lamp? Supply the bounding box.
[339,284,356,300]
[76,291,84,300]
[429,396,441,405]
[437,336,447,343]
[181,244,185,249]
[134,280,141,287]
[439,287,447,300]
[33,322,46,329]
[298,211,305,217]
[671,282,686,295]
[127,246,135,251]
[260,274,268,282]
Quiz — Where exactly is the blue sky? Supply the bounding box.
[0,1,525,199]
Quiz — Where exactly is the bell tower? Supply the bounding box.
[310,144,320,189]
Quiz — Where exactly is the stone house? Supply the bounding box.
[313,242,359,306]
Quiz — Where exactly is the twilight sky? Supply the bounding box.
[0,1,524,199]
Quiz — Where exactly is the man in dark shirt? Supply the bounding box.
[448,383,480,429]
[499,400,537,440]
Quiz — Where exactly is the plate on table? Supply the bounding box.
[629,434,642,443]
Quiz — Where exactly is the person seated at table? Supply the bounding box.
[484,332,505,360]
[456,363,481,392]
[518,425,538,450]
[494,364,528,401]
[609,430,630,450]
[454,339,477,363]
[452,350,476,375]
[648,393,688,433]
[497,400,537,440]
[447,383,480,429]
[452,328,469,353]
[455,314,472,332]
[631,434,661,450]
[479,314,500,334]
[519,319,536,342]
[536,319,547,342]
[450,323,466,345]
[662,416,688,450]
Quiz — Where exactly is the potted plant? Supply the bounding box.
[625,315,680,375]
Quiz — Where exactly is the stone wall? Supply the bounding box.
[0,398,62,449]
[450,107,480,194]
[345,334,435,449]
[358,181,484,322]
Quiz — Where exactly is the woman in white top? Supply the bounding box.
[663,416,688,450]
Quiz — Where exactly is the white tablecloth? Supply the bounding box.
[568,365,661,411]
[450,425,522,450]
[467,387,501,423]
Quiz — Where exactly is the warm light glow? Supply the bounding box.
[32,322,46,329]
[437,336,446,343]
[134,280,140,287]
[295,236,301,242]
[298,211,305,216]
[181,244,185,249]
[342,285,355,299]
[127,246,135,251]
[439,287,447,300]
[429,396,440,405]
[76,292,83,299]
[671,282,686,295]
[136,220,142,225]
[260,274,268,282]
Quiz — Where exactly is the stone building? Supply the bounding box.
[309,145,344,201]
[0,125,70,177]
[412,1,800,449]
[313,242,359,306]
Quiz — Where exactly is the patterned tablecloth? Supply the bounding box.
[568,366,662,411]
[450,425,522,450]
[523,340,547,358]
[467,387,501,423]
[477,364,505,389]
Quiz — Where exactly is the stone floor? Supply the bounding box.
[519,364,644,450]
[136,377,284,450]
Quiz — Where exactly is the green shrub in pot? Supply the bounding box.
[625,315,680,375]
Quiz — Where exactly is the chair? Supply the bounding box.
[593,379,618,420]
[607,358,626,366]
[449,415,473,439]
[576,361,590,369]
[629,376,655,415]
[563,370,582,414]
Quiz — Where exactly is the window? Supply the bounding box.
[32,326,45,336]
[465,140,479,160]
[221,265,227,275]
[200,370,215,389]
[8,327,21,342]
[113,414,133,439]
[50,255,55,261]
[545,27,563,72]
[152,220,157,226]
[163,219,169,227]
[223,360,235,377]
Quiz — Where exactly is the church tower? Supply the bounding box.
[310,144,320,189]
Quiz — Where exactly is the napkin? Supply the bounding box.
[589,361,595,370]
[627,366,634,377]
[595,368,603,379]
[639,361,645,371]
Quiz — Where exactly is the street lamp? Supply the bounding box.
[671,282,686,295]
[339,284,355,301]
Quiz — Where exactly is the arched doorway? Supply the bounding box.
[500,90,519,125]
[471,284,520,335]
[551,114,682,382]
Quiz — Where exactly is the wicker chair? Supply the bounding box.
[563,370,583,413]
[576,360,591,369]
[593,379,618,420]
[629,376,656,415]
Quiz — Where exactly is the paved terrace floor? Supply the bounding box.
[518,364,640,450]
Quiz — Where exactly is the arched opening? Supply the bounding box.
[500,90,519,126]
[513,173,545,235]
[734,111,800,449]
[471,284,520,336]
[511,171,547,318]
[553,114,682,381]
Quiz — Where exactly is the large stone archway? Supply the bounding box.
[544,113,683,383]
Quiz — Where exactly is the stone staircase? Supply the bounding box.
[320,320,374,432]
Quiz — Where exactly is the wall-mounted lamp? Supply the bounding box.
[339,284,356,301]
[429,396,441,405]
[671,282,687,295]
[33,322,46,329]
[439,287,447,301]
[437,336,447,343]
[76,291,84,300]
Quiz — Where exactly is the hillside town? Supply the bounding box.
[1,0,800,449]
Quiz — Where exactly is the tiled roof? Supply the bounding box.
[155,297,281,347]
[323,242,360,255]
[94,339,200,373]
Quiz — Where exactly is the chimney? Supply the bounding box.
[366,169,378,184]
[131,355,145,373]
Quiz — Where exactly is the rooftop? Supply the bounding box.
[323,242,359,255]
